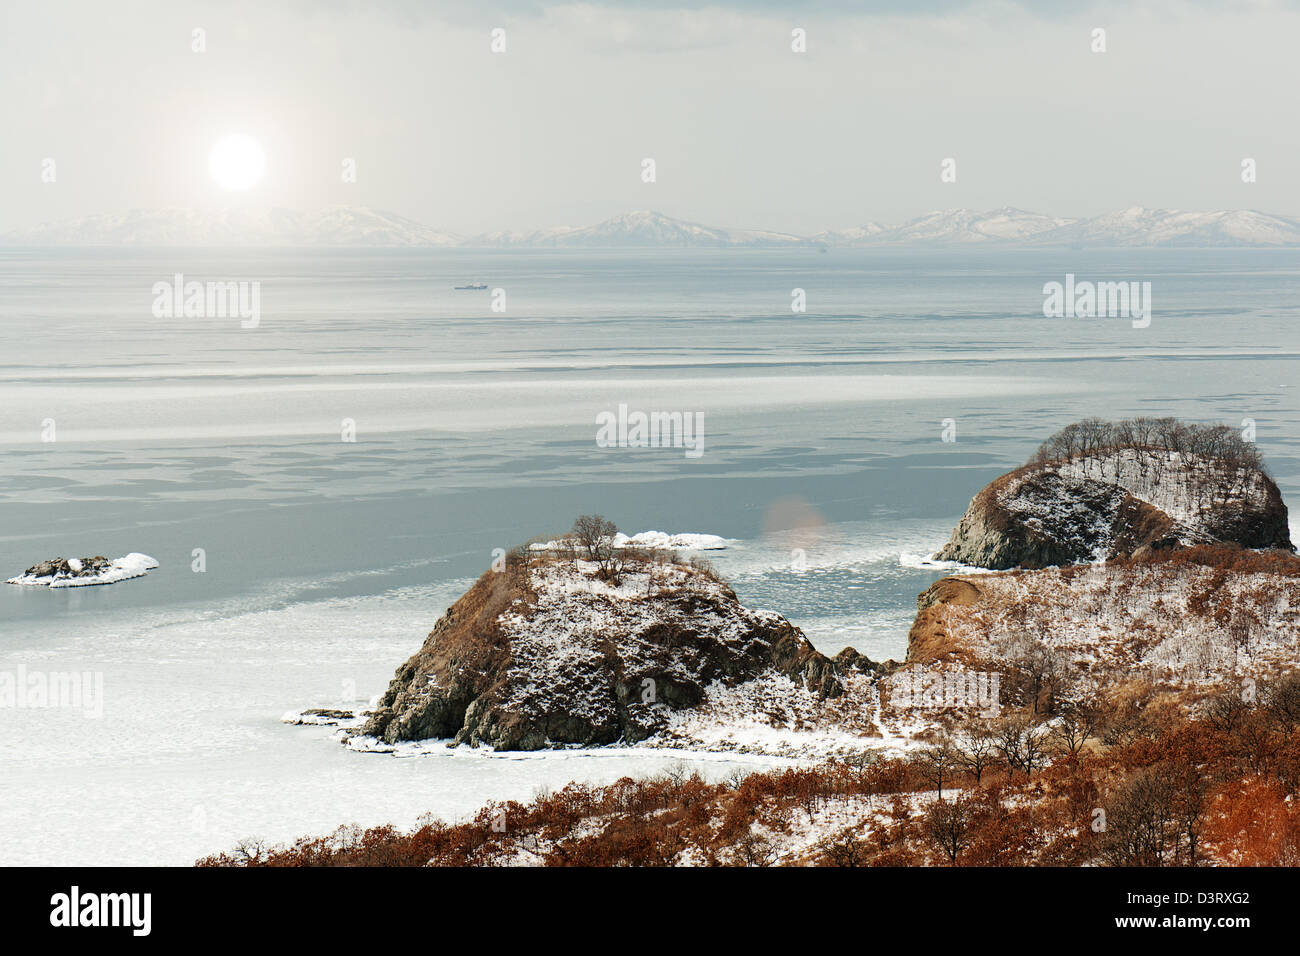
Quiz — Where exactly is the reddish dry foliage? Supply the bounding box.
[200,690,1300,868]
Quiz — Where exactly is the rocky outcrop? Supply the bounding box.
[26,556,113,579]
[907,578,985,666]
[361,554,885,751]
[935,448,1292,570]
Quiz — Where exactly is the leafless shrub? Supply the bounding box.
[1029,417,1264,474]
[994,714,1050,778]
[1098,766,1179,866]
[954,723,999,783]
[1004,639,1068,717]
[820,827,865,867]
[1264,672,1300,734]
[918,741,961,799]
[230,837,270,864]
[1098,760,1206,867]
[571,514,617,561]
[728,829,779,867]
[1204,686,1251,733]
[923,795,974,864]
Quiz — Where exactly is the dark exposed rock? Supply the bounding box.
[360,555,884,751]
[281,708,366,727]
[935,449,1292,570]
[302,708,356,721]
[22,556,112,578]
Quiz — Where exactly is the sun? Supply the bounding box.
[209,134,266,191]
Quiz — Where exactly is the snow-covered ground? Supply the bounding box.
[1044,449,1272,533]
[645,670,940,759]
[932,561,1300,696]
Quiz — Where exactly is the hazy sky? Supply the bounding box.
[3,0,1299,234]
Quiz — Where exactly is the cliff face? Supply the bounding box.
[935,449,1292,570]
[361,555,880,751]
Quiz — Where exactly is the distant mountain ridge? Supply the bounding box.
[472,210,807,248]
[815,207,1076,246]
[3,206,461,247]
[8,205,1300,248]
[812,206,1300,248]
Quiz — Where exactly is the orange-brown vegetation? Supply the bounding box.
[201,672,1300,867]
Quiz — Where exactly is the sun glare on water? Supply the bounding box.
[209,134,266,191]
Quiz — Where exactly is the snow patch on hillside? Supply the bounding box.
[938,562,1300,698]
[1046,449,1267,530]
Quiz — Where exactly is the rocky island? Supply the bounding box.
[358,530,888,752]
[6,553,159,588]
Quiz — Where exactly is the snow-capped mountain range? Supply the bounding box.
[3,206,461,248]
[476,210,806,248]
[810,206,1300,248]
[813,207,1076,246]
[7,205,1300,248]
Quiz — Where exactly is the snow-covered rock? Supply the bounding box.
[621,530,729,550]
[280,707,370,728]
[356,553,884,751]
[935,448,1291,570]
[6,553,158,587]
